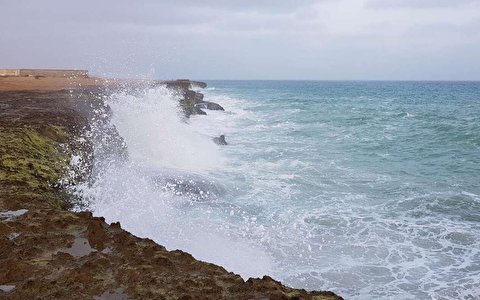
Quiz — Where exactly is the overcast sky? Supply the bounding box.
[1,0,479,80]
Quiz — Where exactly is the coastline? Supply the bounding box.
[0,74,342,299]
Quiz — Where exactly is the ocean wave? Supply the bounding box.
[76,81,480,299]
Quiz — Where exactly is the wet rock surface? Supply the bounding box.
[0,81,342,299]
[176,84,224,116]
[213,134,228,145]
[196,101,225,111]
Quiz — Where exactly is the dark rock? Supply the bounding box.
[169,80,218,117]
[166,80,191,91]
[196,101,224,111]
[183,90,204,104]
[87,219,108,251]
[192,106,207,115]
[169,79,207,90]
[192,81,207,89]
[205,102,224,111]
[179,90,206,117]
[194,93,204,103]
[213,135,228,145]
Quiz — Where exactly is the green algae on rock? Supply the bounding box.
[0,90,93,211]
[0,125,82,211]
[0,127,70,190]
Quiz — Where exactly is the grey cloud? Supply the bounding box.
[154,0,320,13]
[1,0,479,80]
[0,0,321,37]
[406,18,480,36]
[366,0,480,9]
[0,1,216,26]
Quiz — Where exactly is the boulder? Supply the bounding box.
[213,135,228,145]
[192,106,207,115]
[196,101,224,111]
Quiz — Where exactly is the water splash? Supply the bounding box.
[77,86,273,279]
[74,81,480,299]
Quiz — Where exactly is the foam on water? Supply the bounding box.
[194,81,480,299]
[80,81,480,299]
[80,87,273,278]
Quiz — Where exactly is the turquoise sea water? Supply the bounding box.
[87,81,480,299]
[199,81,480,299]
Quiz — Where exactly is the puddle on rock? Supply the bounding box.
[0,285,15,293]
[57,236,95,258]
[93,288,131,300]
[7,232,20,240]
[101,247,113,254]
[0,209,28,221]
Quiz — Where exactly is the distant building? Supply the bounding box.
[0,69,88,78]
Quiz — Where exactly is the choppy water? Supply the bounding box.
[80,81,480,299]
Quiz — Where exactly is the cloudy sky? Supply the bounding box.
[1,0,479,80]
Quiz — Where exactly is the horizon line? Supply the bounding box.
[193,79,480,82]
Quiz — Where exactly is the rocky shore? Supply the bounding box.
[0,74,342,299]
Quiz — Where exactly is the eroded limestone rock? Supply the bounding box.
[0,86,342,300]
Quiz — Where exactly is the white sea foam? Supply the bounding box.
[77,83,480,300]
[197,86,480,299]
[80,86,273,279]
[107,87,223,173]
[462,191,480,202]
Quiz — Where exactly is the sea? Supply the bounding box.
[78,81,480,299]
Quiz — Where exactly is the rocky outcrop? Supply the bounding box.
[0,208,341,300]
[192,106,207,115]
[213,135,228,145]
[171,82,224,117]
[196,101,225,111]
[0,82,342,300]
[0,90,95,210]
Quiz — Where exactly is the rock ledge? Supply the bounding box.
[0,78,342,300]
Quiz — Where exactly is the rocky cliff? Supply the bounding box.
[0,79,342,300]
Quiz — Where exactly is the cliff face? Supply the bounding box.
[0,82,342,299]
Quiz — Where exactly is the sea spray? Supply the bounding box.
[78,86,274,278]
[74,81,480,299]
[107,87,223,172]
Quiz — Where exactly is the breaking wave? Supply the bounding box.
[74,81,480,299]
